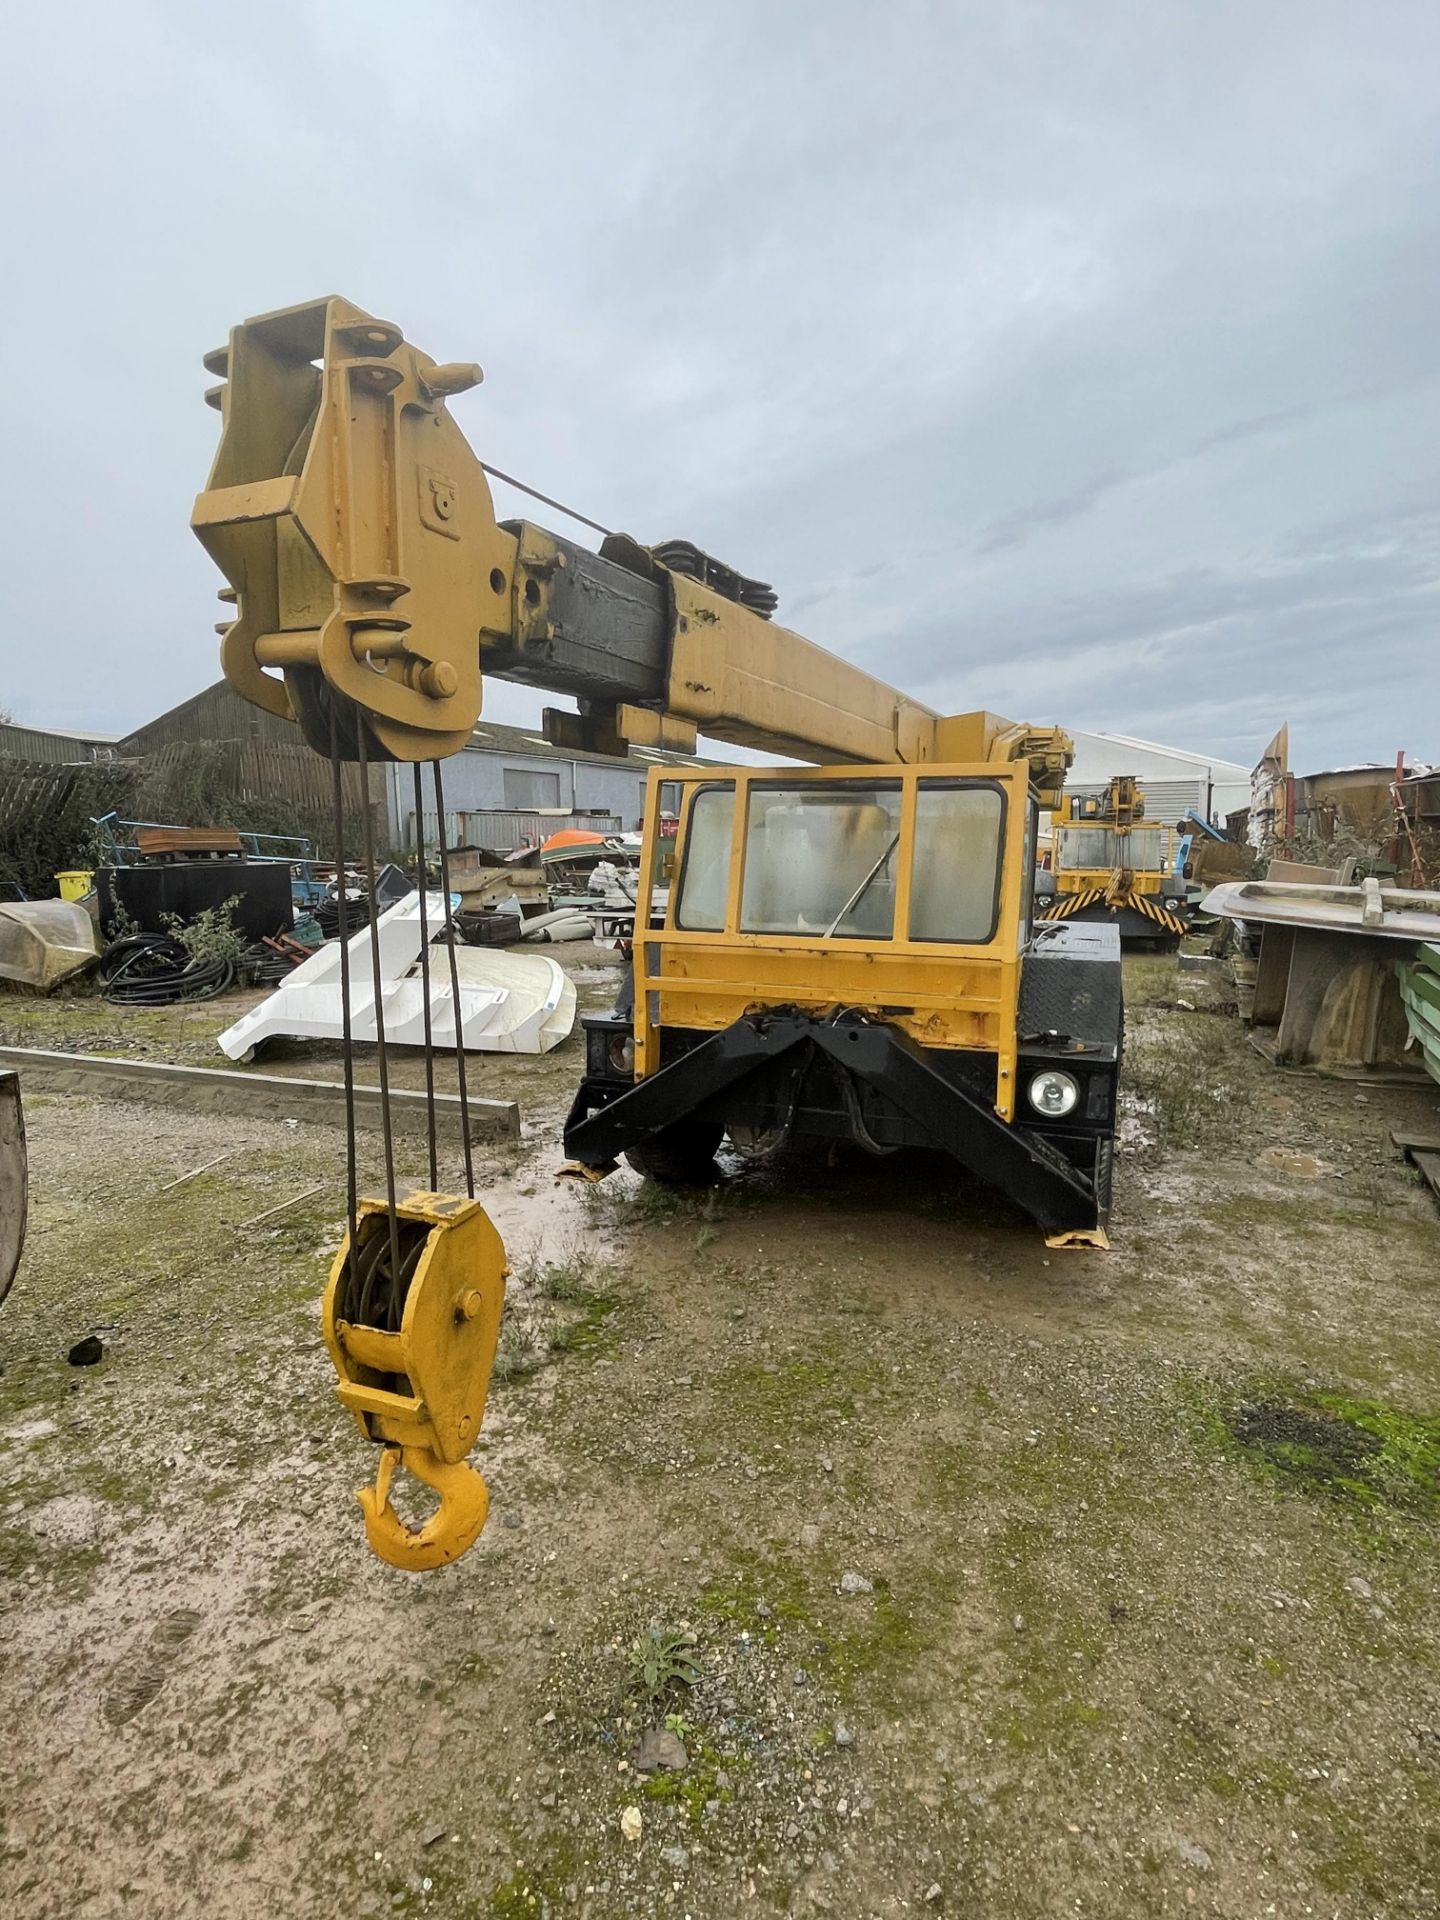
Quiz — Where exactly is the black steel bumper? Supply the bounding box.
[564,1009,1115,1234]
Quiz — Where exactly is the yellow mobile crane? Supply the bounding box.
[1036,774,1191,946]
[193,297,1125,1571]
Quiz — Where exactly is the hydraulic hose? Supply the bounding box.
[97,933,236,1006]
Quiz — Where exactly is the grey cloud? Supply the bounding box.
[1,0,1436,778]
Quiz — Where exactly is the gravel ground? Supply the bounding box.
[2,947,1439,1920]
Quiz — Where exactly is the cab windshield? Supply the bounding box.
[671,775,1008,945]
[741,784,902,938]
[1058,824,1168,871]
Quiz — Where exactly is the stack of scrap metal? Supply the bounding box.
[1202,875,1440,1075]
[1398,943,1440,1088]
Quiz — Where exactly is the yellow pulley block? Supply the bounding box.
[321,1191,507,1572]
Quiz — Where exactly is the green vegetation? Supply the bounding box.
[625,1624,702,1701]
[492,1252,622,1383]
[638,1734,739,1824]
[485,1844,582,1920]
[1122,1015,1232,1151]
[160,897,245,969]
[1181,1371,1440,1514]
[1222,1388,1440,1512]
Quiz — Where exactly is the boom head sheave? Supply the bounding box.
[194,295,508,761]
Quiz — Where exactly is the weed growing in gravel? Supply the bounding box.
[625,1624,702,1701]
[491,1252,621,1383]
[486,1850,582,1919]
[581,1173,750,1233]
[1122,1016,1231,1151]
[536,1254,590,1303]
[1123,953,1182,1007]
[490,1327,543,1384]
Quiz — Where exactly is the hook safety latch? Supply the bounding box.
[357,1443,491,1572]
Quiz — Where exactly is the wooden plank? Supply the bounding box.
[1410,1149,1440,1208]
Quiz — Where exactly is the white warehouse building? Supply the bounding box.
[395,721,1251,848]
[1062,730,1249,828]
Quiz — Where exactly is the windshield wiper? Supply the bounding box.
[824,832,900,938]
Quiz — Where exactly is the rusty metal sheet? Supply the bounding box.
[1202,878,1440,944]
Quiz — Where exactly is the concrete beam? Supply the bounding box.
[0,1047,519,1143]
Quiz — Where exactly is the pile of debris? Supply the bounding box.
[450,829,658,949]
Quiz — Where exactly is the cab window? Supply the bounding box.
[908,782,1005,943]
[741,783,902,938]
[673,785,735,930]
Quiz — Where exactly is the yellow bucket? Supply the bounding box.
[56,870,94,902]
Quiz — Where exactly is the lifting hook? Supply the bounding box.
[357,1442,491,1573]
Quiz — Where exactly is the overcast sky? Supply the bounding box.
[2,1,1435,774]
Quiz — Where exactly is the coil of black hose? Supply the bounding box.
[313,896,370,939]
[98,932,236,1006]
[239,941,294,986]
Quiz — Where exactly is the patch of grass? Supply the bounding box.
[1314,1827,1384,1897]
[585,1176,747,1231]
[535,1255,590,1304]
[0,1523,103,1599]
[695,1574,809,1632]
[712,1351,885,1443]
[491,1319,547,1384]
[1122,953,1182,1007]
[820,1577,931,1699]
[638,1733,741,1824]
[547,1288,619,1360]
[1204,1381,1440,1513]
[1122,1016,1233,1152]
[918,1433,977,1510]
[492,1257,622,1383]
[688,1546,934,1711]
[486,1843,583,1919]
[978,1513,1113,1755]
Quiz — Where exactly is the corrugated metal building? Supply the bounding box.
[1065,731,1250,827]
[389,716,716,849]
[121,682,302,751]
[0,720,121,765]
[119,682,378,826]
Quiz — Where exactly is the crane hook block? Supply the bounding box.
[321,1190,508,1572]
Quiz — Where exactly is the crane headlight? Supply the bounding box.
[1028,1069,1079,1118]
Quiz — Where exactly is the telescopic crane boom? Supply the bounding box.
[193,296,1072,794]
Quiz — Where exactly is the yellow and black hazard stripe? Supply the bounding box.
[1040,888,1187,937]
[1039,887,1105,922]
[1130,894,1188,937]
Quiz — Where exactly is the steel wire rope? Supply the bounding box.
[479,462,612,540]
[431,759,475,1199]
[355,721,404,1286]
[329,714,361,1311]
[413,763,440,1192]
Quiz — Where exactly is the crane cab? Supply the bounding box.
[565,760,1122,1237]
